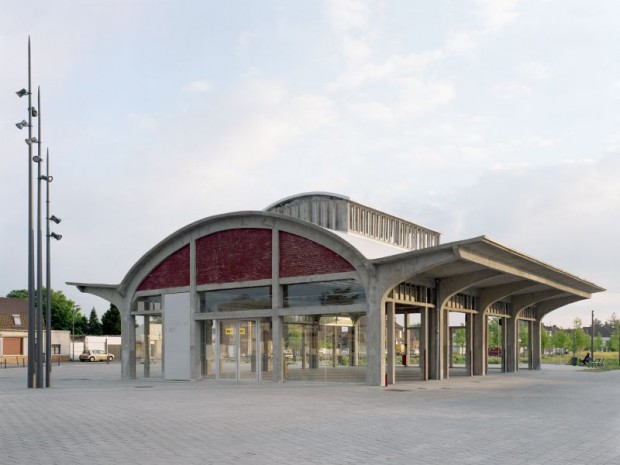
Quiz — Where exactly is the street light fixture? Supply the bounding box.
[25,137,39,146]
[18,37,36,388]
[50,215,61,224]
[16,120,29,129]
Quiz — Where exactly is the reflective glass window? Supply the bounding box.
[200,286,271,312]
[283,279,365,308]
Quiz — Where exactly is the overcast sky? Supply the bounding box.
[1,0,618,328]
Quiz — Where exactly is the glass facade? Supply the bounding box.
[200,318,273,381]
[200,286,271,312]
[283,279,366,308]
[282,314,367,383]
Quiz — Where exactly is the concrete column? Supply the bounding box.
[403,312,409,366]
[465,313,473,376]
[532,321,542,370]
[386,301,395,384]
[144,318,150,378]
[428,306,444,380]
[121,302,135,379]
[472,311,486,376]
[271,229,283,382]
[443,312,450,378]
[349,320,356,367]
[420,307,428,380]
[527,320,534,369]
[272,315,283,382]
[332,326,337,368]
[301,327,306,369]
[504,317,517,373]
[190,239,199,380]
[366,295,385,386]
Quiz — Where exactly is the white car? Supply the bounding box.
[79,349,114,362]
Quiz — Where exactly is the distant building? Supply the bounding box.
[71,192,604,385]
[0,297,70,363]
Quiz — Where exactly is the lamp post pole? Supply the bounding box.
[45,149,52,387]
[35,87,44,389]
[72,306,76,362]
[26,37,36,389]
[591,310,595,359]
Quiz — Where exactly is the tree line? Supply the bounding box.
[5,289,121,336]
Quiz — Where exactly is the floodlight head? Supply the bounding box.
[16,88,28,98]
[32,155,43,163]
[50,232,62,240]
[16,120,29,130]
[50,215,61,224]
[25,137,39,146]
[30,107,38,117]
[40,175,54,182]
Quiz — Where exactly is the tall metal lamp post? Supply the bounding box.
[41,149,62,387]
[15,37,37,388]
[16,37,61,388]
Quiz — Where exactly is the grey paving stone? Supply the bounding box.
[0,363,618,465]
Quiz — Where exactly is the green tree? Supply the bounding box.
[594,334,604,352]
[519,321,529,349]
[101,304,121,335]
[6,288,84,332]
[572,318,589,354]
[453,326,466,355]
[87,307,103,336]
[552,329,571,353]
[488,317,501,349]
[541,327,551,353]
[6,289,28,298]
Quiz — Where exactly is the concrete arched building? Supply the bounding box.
[70,193,604,385]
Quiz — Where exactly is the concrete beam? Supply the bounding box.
[437,269,501,307]
[456,249,593,299]
[536,295,586,320]
[512,290,567,317]
[478,281,536,313]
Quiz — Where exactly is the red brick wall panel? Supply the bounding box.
[196,229,272,285]
[137,245,190,291]
[279,232,354,277]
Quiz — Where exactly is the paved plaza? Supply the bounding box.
[1,363,619,465]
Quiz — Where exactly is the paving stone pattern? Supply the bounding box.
[1,363,619,465]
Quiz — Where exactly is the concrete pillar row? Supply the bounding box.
[420,307,428,380]
[504,316,518,373]
[428,280,444,380]
[465,313,473,376]
[531,321,542,370]
[386,301,395,384]
[472,311,487,376]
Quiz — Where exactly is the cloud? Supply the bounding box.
[446,30,480,55]
[492,83,531,99]
[236,30,257,54]
[184,80,213,93]
[520,61,553,80]
[475,0,520,33]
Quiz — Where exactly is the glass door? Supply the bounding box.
[218,320,258,381]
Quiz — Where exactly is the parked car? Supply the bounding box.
[79,349,114,362]
[488,347,502,357]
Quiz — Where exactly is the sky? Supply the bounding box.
[1,0,618,328]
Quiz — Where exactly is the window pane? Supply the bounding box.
[200,286,271,312]
[283,280,365,308]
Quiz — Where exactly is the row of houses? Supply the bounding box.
[0,297,123,362]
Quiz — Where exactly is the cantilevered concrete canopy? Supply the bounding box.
[70,193,604,386]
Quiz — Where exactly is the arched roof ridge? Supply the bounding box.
[263,192,350,211]
[118,210,371,297]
